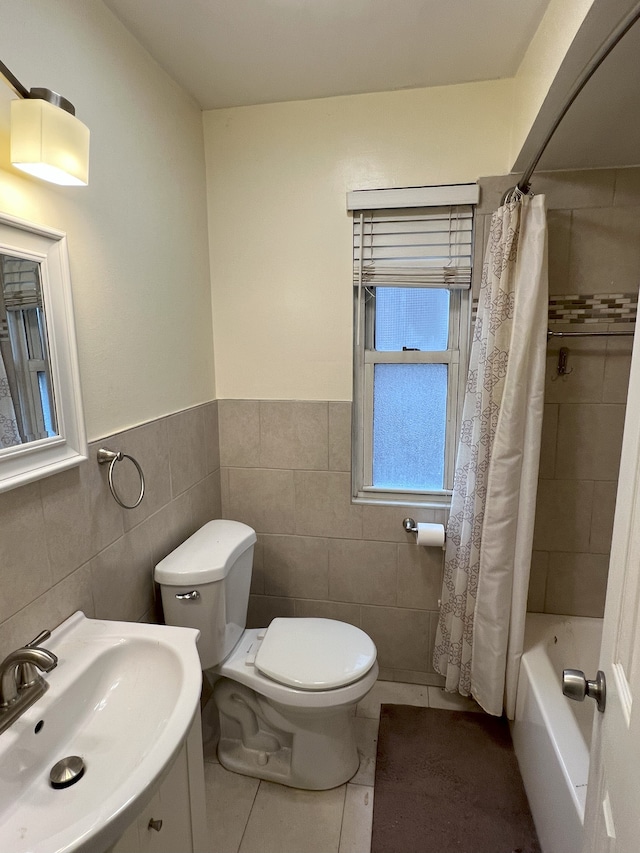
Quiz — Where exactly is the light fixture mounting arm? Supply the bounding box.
[0,60,76,114]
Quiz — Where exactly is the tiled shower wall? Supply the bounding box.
[0,402,221,660]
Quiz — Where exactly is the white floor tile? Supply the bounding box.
[239,781,346,853]
[339,784,374,853]
[204,762,259,853]
[356,680,430,720]
[350,717,378,787]
[427,685,483,712]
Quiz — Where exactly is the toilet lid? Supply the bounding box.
[254,618,377,690]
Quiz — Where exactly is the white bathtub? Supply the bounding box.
[510,613,603,853]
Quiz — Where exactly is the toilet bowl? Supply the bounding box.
[155,519,378,790]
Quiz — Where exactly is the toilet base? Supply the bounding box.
[213,677,361,790]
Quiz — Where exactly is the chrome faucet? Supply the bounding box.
[0,630,57,734]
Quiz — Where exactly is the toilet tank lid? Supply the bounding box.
[154,520,257,585]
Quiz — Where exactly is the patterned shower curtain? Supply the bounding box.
[0,348,21,448]
[433,192,548,717]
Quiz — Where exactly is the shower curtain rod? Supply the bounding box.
[547,328,634,339]
[506,2,640,200]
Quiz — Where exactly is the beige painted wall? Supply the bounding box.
[0,0,215,440]
[510,0,595,165]
[204,80,515,401]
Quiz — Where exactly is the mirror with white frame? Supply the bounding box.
[0,212,86,492]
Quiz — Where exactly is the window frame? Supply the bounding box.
[349,187,476,508]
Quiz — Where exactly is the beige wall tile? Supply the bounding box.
[362,505,443,543]
[544,339,606,405]
[189,471,222,531]
[262,534,329,599]
[259,401,329,470]
[555,403,625,481]
[590,481,618,555]
[226,467,295,534]
[329,402,352,472]
[0,482,53,623]
[108,418,171,532]
[0,565,94,662]
[533,169,615,210]
[90,524,155,622]
[533,479,594,553]
[329,540,397,606]
[545,552,609,617]
[471,213,487,300]
[218,399,260,467]
[393,669,444,686]
[476,175,515,215]
[547,209,572,296]
[294,598,361,626]
[247,594,296,629]
[203,401,221,473]
[613,167,640,206]
[248,537,265,595]
[166,406,208,497]
[294,471,363,538]
[569,207,640,294]
[41,449,124,583]
[361,605,430,671]
[527,550,549,613]
[397,544,443,609]
[538,404,558,480]
[143,491,194,568]
[603,337,633,404]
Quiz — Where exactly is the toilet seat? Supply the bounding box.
[216,627,379,709]
[255,618,376,690]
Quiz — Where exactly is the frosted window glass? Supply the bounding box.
[375,288,449,351]
[373,363,447,490]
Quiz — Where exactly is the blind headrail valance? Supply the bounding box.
[352,202,476,290]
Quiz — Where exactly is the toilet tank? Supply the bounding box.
[155,519,257,669]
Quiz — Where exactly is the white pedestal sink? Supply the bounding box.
[0,611,204,853]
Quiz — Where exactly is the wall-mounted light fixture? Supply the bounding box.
[0,59,89,186]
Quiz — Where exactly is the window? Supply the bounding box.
[349,185,478,506]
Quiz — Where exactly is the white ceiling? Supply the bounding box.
[104,0,640,172]
[104,0,551,110]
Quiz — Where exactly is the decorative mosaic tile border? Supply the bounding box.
[548,294,637,325]
[471,293,637,327]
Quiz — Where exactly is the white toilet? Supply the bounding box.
[155,519,378,790]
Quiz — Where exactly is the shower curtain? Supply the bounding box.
[433,192,548,718]
[0,348,21,448]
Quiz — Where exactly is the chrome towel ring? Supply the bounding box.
[97,447,145,509]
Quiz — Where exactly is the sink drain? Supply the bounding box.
[50,756,85,789]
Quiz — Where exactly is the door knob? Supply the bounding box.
[562,668,606,713]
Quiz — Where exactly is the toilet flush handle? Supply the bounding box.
[175,590,200,601]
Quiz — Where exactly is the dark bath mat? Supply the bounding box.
[371,704,540,853]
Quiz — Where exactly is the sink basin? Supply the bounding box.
[0,611,201,853]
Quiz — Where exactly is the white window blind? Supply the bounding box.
[353,205,474,289]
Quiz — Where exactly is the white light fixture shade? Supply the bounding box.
[10,98,90,186]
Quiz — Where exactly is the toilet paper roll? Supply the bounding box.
[415,522,446,548]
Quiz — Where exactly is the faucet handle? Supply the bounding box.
[25,630,52,649]
[18,630,54,690]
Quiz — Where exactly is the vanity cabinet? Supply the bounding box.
[110,713,208,853]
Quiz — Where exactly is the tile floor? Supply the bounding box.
[202,681,479,853]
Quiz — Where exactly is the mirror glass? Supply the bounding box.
[0,213,87,492]
[0,253,57,447]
